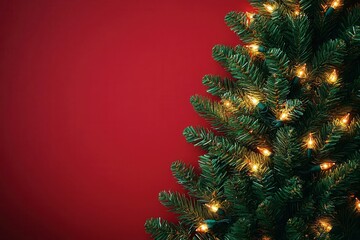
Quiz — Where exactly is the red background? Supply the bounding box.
[0,0,250,239]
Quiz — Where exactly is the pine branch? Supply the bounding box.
[202,75,237,97]
[303,83,342,130]
[286,217,309,240]
[315,156,360,205]
[145,218,189,240]
[212,45,237,68]
[198,154,229,198]
[190,95,230,133]
[171,161,202,198]
[224,217,252,240]
[284,14,312,63]
[159,191,211,227]
[340,4,360,41]
[225,12,255,44]
[182,126,248,162]
[317,121,346,159]
[265,48,291,79]
[273,126,303,183]
[252,15,285,49]
[228,115,266,146]
[224,174,255,217]
[311,39,346,78]
[264,75,290,110]
[256,177,303,234]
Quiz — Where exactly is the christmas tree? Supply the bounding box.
[145,0,360,239]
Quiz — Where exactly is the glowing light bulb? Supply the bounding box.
[248,162,259,172]
[307,133,315,149]
[355,198,360,211]
[223,100,232,108]
[320,162,335,170]
[247,44,260,53]
[294,9,300,16]
[257,147,272,157]
[262,236,271,240]
[248,96,259,105]
[279,111,289,121]
[264,4,275,13]
[319,220,333,232]
[327,69,338,84]
[205,202,220,213]
[246,12,255,26]
[196,223,209,233]
[331,0,341,8]
[341,113,350,125]
[296,64,307,78]
[246,12,255,19]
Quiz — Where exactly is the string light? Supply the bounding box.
[248,162,259,173]
[294,9,300,16]
[247,95,267,112]
[325,0,341,16]
[247,43,266,54]
[306,133,315,158]
[274,110,290,127]
[320,162,335,170]
[331,0,341,9]
[205,202,220,213]
[307,133,315,149]
[247,44,266,54]
[319,220,333,232]
[263,4,275,13]
[296,64,307,78]
[341,113,350,126]
[257,147,272,157]
[223,100,232,108]
[248,95,260,106]
[246,12,255,26]
[195,219,228,233]
[248,44,259,52]
[275,110,290,127]
[196,223,209,233]
[262,236,271,240]
[279,111,289,121]
[327,69,338,84]
[355,198,360,212]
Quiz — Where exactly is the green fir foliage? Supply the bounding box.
[146,1,360,239]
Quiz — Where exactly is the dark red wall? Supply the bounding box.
[0,0,250,239]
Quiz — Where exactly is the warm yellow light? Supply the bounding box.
[223,100,232,108]
[246,12,255,26]
[262,236,271,240]
[320,162,335,170]
[248,96,259,105]
[307,133,315,149]
[249,162,259,172]
[355,198,360,211]
[296,64,307,78]
[327,69,338,84]
[257,147,272,157]
[341,113,350,125]
[279,111,289,121]
[331,0,341,8]
[247,44,260,53]
[319,220,332,232]
[294,10,300,15]
[264,4,275,13]
[196,223,209,233]
[205,202,220,213]
[246,12,255,19]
